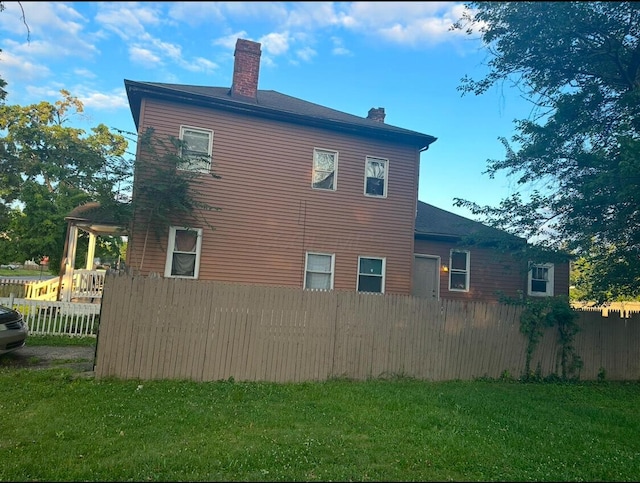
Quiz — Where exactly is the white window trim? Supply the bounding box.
[312,148,338,191]
[448,250,470,292]
[179,125,213,173]
[303,252,335,290]
[528,262,555,297]
[164,226,203,279]
[364,156,389,198]
[357,256,386,294]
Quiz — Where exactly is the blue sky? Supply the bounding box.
[0,1,535,220]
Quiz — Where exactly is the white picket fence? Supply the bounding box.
[0,296,100,337]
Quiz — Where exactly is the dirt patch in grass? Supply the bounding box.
[0,345,95,373]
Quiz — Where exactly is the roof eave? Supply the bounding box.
[125,81,437,150]
[415,231,461,241]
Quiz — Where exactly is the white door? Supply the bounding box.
[412,256,439,299]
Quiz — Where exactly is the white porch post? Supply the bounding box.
[86,232,97,270]
[62,225,79,302]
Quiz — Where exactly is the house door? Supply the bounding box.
[412,255,439,299]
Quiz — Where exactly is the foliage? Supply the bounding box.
[0,92,132,272]
[501,294,582,380]
[0,67,5,104]
[122,126,221,270]
[453,2,640,303]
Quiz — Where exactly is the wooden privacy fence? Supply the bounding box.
[95,274,640,382]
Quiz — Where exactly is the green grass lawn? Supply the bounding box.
[0,268,55,277]
[0,365,638,482]
[25,334,96,347]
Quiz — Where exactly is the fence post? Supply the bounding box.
[9,292,14,308]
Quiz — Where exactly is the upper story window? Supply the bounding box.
[449,250,470,292]
[312,149,338,190]
[164,227,203,279]
[304,252,335,290]
[528,263,554,297]
[364,156,388,197]
[179,126,213,173]
[357,256,386,293]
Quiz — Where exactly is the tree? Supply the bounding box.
[453,2,640,303]
[0,91,132,272]
[122,126,221,273]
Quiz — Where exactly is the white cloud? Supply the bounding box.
[182,57,218,73]
[94,3,163,41]
[144,34,184,62]
[284,2,342,29]
[24,84,78,106]
[0,2,85,37]
[129,46,163,68]
[10,38,97,59]
[330,37,352,56]
[80,89,129,111]
[0,49,51,83]
[0,2,98,62]
[213,32,251,51]
[335,2,469,46]
[259,32,291,56]
[168,2,288,27]
[73,68,97,79]
[295,46,316,63]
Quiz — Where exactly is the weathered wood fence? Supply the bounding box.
[95,274,640,382]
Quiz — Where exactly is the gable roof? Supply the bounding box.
[124,80,437,150]
[415,201,525,246]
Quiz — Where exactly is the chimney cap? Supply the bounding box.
[367,107,386,123]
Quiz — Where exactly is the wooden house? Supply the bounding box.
[124,38,568,301]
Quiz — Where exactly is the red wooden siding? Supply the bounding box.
[414,238,570,302]
[414,239,524,302]
[127,98,420,294]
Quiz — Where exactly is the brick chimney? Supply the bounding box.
[231,38,262,100]
[367,107,386,123]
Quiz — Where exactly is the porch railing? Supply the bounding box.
[69,269,106,301]
[24,277,60,301]
[23,269,106,302]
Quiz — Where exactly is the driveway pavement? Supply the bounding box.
[1,344,96,373]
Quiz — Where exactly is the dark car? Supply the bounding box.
[0,305,28,355]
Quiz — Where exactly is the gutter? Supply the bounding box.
[126,82,437,150]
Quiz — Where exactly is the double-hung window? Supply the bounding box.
[449,250,469,291]
[165,227,203,279]
[312,148,337,190]
[364,156,388,197]
[179,126,213,173]
[357,256,385,293]
[304,252,335,290]
[528,263,554,297]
